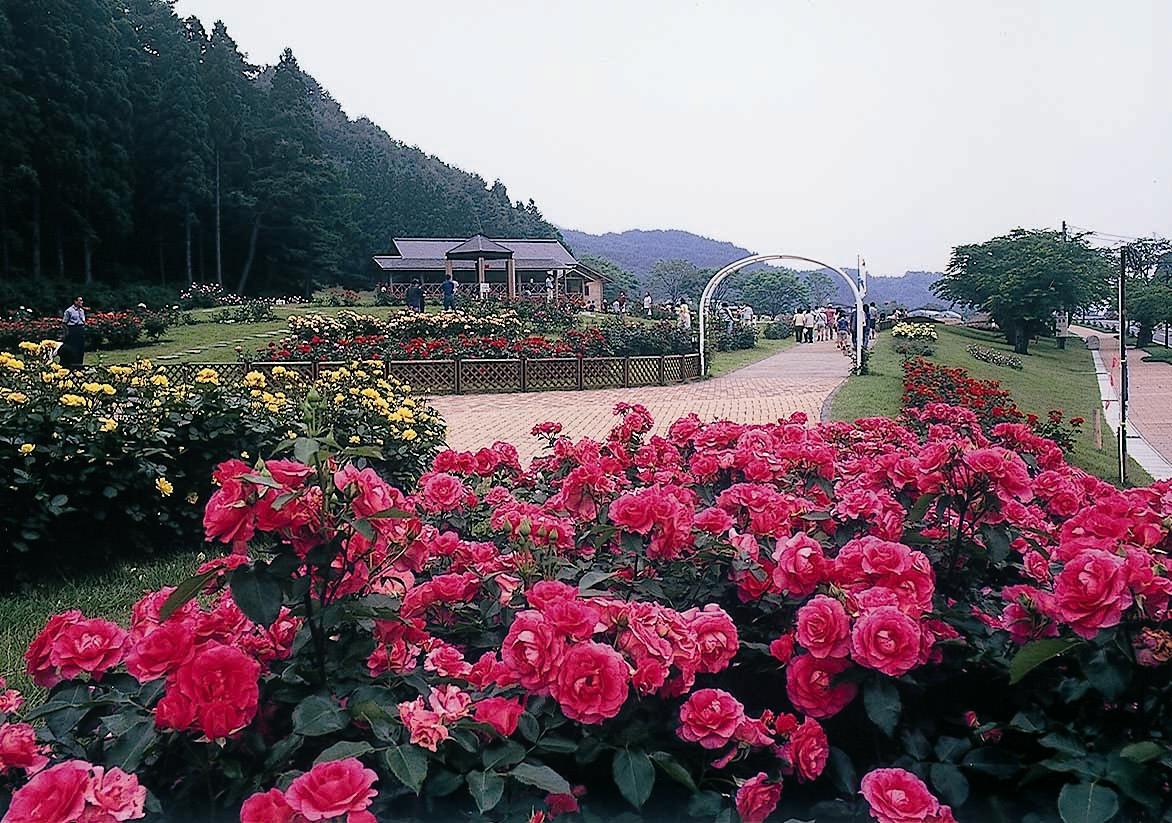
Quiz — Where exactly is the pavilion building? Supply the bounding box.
[372,234,608,310]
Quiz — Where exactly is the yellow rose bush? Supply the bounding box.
[0,353,444,581]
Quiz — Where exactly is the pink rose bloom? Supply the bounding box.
[850,606,923,677]
[474,697,525,736]
[735,772,783,823]
[677,688,745,749]
[501,611,566,691]
[786,718,829,781]
[550,642,630,724]
[285,758,378,821]
[785,655,857,719]
[1053,549,1133,638]
[686,604,740,674]
[48,618,128,682]
[240,788,297,823]
[772,533,826,597]
[4,760,90,823]
[860,767,947,823]
[796,595,851,659]
[0,722,48,773]
[85,766,147,822]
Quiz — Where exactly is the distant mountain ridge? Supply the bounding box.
[563,227,946,308]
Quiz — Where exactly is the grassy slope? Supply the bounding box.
[829,325,1152,485]
[708,337,794,378]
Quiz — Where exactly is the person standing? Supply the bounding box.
[643,292,653,317]
[441,273,457,310]
[61,296,87,369]
[803,307,817,343]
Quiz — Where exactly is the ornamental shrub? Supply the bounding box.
[0,353,444,581]
[3,403,1169,821]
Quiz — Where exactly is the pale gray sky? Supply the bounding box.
[176,0,1171,275]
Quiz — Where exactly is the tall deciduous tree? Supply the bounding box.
[934,228,1112,353]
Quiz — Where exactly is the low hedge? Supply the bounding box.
[0,353,444,582]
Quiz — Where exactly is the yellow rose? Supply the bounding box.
[155,477,174,497]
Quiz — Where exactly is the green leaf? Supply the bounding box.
[314,740,374,765]
[649,751,697,793]
[863,679,900,736]
[159,570,216,620]
[1008,638,1082,684]
[229,564,283,628]
[929,763,970,808]
[1119,741,1164,763]
[466,770,505,813]
[384,744,429,794]
[1058,782,1119,823]
[482,741,526,771]
[510,762,571,795]
[292,695,349,737]
[613,749,655,809]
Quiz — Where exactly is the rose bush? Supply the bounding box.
[1,402,1169,821]
[0,353,443,581]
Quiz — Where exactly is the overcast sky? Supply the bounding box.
[175,0,1171,275]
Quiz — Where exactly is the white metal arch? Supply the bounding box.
[698,254,868,375]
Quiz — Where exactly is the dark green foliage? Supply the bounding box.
[0,0,557,303]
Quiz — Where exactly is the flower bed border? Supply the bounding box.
[179,352,703,395]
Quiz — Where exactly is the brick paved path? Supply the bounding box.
[431,342,851,463]
[1075,326,1172,477]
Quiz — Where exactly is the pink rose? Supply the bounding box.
[796,595,851,659]
[686,604,739,674]
[785,655,857,719]
[677,688,745,749]
[735,772,782,823]
[4,760,90,823]
[474,697,524,736]
[550,642,629,724]
[85,766,147,822]
[285,758,378,821]
[240,788,297,823]
[1053,549,1133,638]
[860,767,946,823]
[850,606,923,677]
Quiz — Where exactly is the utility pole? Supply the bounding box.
[1119,246,1129,486]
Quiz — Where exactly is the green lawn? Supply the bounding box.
[708,337,794,378]
[829,325,1151,485]
[0,554,200,701]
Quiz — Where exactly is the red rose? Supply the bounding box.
[796,595,851,659]
[787,718,829,781]
[860,767,945,823]
[125,620,195,682]
[285,758,378,821]
[4,760,89,823]
[735,772,782,823]
[850,606,923,677]
[156,643,260,739]
[501,611,566,691]
[1053,549,1132,638]
[677,688,745,749]
[785,655,857,719]
[550,642,629,724]
[240,788,296,823]
[474,697,524,736]
[48,617,128,682]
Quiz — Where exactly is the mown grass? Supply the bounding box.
[708,337,794,378]
[829,325,1151,485]
[0,554,201,701]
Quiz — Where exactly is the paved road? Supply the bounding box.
[430,342,852,464]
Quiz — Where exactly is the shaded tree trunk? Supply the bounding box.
[236,215,260,294]
[214,151,222,285]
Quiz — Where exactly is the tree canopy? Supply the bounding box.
[0,0,558,297]
[933,228,1112,353]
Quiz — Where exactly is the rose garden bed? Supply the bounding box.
[0,388,1168,822]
